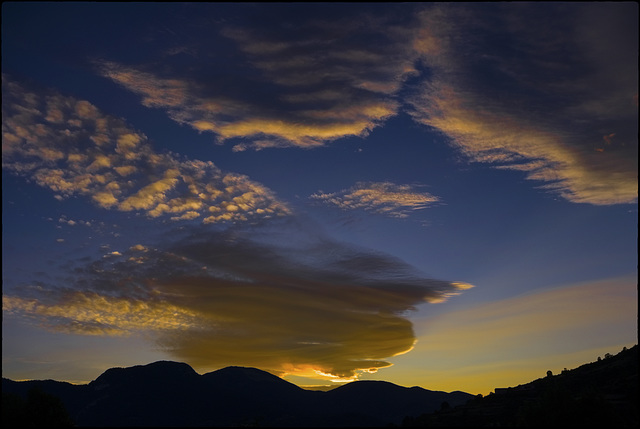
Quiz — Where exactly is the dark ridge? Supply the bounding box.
[89,360,199,389]
[202,365,300,387]
[402,345,638,427]
[5,346,633,427]
[323,380,472,426]
[329,379,403,393]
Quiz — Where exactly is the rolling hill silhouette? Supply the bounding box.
[2,362,472,427]
[3,345,636,427]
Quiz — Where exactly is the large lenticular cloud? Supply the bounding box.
[3,218,472,380]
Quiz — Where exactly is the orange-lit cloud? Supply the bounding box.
[92,4,637,206]
[94,9,421,151]
[2,293,201,336]
[95,59,398,151]
[410,82,638,205]
[310,182,440,218]
[1,76,290,223]
[408,3,638,205]
[2,219,472,380]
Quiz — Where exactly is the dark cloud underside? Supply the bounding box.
[3,219,471,379]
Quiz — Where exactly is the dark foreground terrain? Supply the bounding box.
[2,345,637,427]
[2,362,471,427]
[403,345,638,427]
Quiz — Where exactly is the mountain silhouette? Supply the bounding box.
[311,380,473,427]
[91,361,199,388]
[6,347,634,427]
[2,362,473,427]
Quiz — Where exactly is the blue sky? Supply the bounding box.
[2,2,637,394]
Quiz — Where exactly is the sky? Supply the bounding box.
[1,2,637,396]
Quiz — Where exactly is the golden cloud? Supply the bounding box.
[408,4,638,205]
[90,5,637,205]
[2,220,472,381]
[94,10,421,151]
[1,76,290,222]
[2,293,201,336]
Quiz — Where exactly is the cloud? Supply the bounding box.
[1,76,290,223]
[92,4,637,205]
[59,217,76,226]
[57,215,92,227]
[2,292,201,336]
[310,182,439,218]
[408,3,638,205]
[94,5,422,151]
[2,218,472,380]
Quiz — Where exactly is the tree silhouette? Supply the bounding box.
[1,388,74,427]
[2,392,26,427]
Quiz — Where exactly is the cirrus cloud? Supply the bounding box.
[310,182,440,218]
[92,3,637,206]
[408,3,638,205]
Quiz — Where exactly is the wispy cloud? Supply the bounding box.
[408,3,638,205]
[94,6,421,151]
[92,3,637,205]
[2,218,472,380]
[310,182,439,218]
[1,76,290,223]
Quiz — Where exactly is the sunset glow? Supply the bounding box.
[2,3,637,394]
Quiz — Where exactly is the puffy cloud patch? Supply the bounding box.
[2,76,290,222]
[3,293,201,336]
